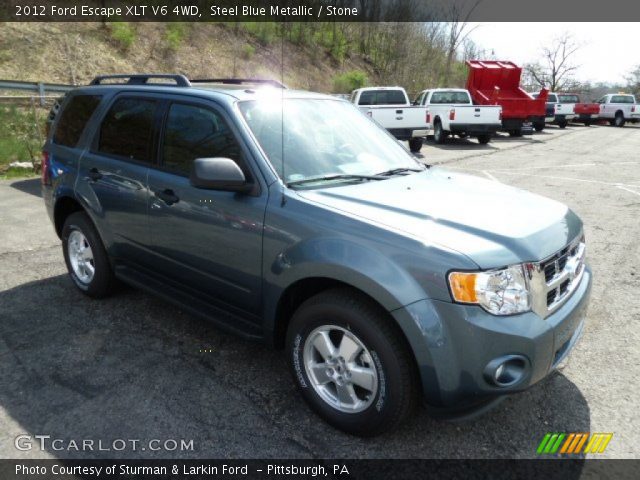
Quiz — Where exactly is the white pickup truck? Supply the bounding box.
[597,93,640,127]
[350,87,429,152]
[414,88,502,144]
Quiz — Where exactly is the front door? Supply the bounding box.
[146,100,267,317]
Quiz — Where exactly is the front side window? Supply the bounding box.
[97,98,158,162]
[239,98,422,185]
[162,103,243,176]
[53,94,102,147]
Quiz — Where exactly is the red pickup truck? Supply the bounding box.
[558,94,600,126]
[466,60,548,136]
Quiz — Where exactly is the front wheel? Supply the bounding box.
[62,211,116,298]
[408,137,423,153]
[286,289,419,436]
[477,134,491,144]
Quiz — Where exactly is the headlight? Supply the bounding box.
[448,265,530,315]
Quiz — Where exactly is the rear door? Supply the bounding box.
[78,94,161,262]
[146,98,267,318]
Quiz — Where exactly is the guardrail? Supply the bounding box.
[0,80,75,106]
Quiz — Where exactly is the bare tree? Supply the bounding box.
[525,33,581,91]
[441,1,482,84]
[625,65,640,96]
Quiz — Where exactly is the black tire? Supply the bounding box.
[62,211,116,298]
[433,121,447,144]
[583,120,592,127]
[533,122,545,132]
[408,137,423,153]
[286,288,419,437]
[614,112,625,127]
[509,129,523,137]
[558,119,568,129]
[608,119,616,126]
[477,134,491,144]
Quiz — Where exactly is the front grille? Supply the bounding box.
[528,235,586,318]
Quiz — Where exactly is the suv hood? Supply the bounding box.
[296,169,583,269]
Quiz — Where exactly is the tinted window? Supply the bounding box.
[429,91,471,104]
[53,95,102,147]
[612,95,634,104]
[162,103,243,175]
[547,94,558,103]
[358,90,407,106]
[558,95,579,103]
[98,98,157,162]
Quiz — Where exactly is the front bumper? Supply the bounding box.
[392,265,592,411]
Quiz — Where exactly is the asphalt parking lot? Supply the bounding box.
[0,123,639,460]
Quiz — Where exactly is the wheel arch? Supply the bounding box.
[54,195,85,238]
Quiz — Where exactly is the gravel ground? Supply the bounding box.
[0,123,638,460]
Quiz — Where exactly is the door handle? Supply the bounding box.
[88,168,102,181]
[155,189,179,205]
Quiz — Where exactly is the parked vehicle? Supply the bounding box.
[350,86,429,152]
[414,88,502,144]
[531,92,576,130]
[597,93,640,127]
[43,74,592,436]
[557,94,600,126]
[466,60,548,136]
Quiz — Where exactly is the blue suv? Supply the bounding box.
[43,74,592,436]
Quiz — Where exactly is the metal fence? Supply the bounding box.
[0,79,75,106]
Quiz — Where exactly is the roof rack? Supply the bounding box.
[89,74,191,87]
[190,78,286,89]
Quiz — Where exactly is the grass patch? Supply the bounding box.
[0,105,45,169]
[0,166,38,180]
[332,70,368,93]
[109,22,136,49]
[165,23,188,50]
[241,44,256,60]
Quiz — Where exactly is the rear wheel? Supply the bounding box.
[509,129,523,137]
[614,112,625,127]
[408,137,423,153]
[558,119,568,129]
[477,134,491,144]
[62,212,116,298]
[433,121,447,144]
[533,122,545,132]
[286,289,419,436]
[583,120,592,127]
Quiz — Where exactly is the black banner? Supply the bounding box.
[1,0,640,22]
[1,459,639,480]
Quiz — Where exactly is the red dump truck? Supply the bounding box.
[466,60,549,136]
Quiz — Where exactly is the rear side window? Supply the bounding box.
[429,91,471,104]
[162,103,243,176]
[358,90,407,106]
[547,94,558,103]
[53,95,102,147]
[98,98,158,162]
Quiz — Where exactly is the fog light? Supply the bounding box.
[484,355,528,387]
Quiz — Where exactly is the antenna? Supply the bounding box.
[280,27,286,207]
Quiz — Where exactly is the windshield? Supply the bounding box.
[238,98,422,185]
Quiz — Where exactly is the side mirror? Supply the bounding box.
[190,157,251,192]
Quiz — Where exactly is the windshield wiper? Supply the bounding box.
[374,167,424,177]
[287,174,384,188]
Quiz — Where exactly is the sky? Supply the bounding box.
[466,23,640,85]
